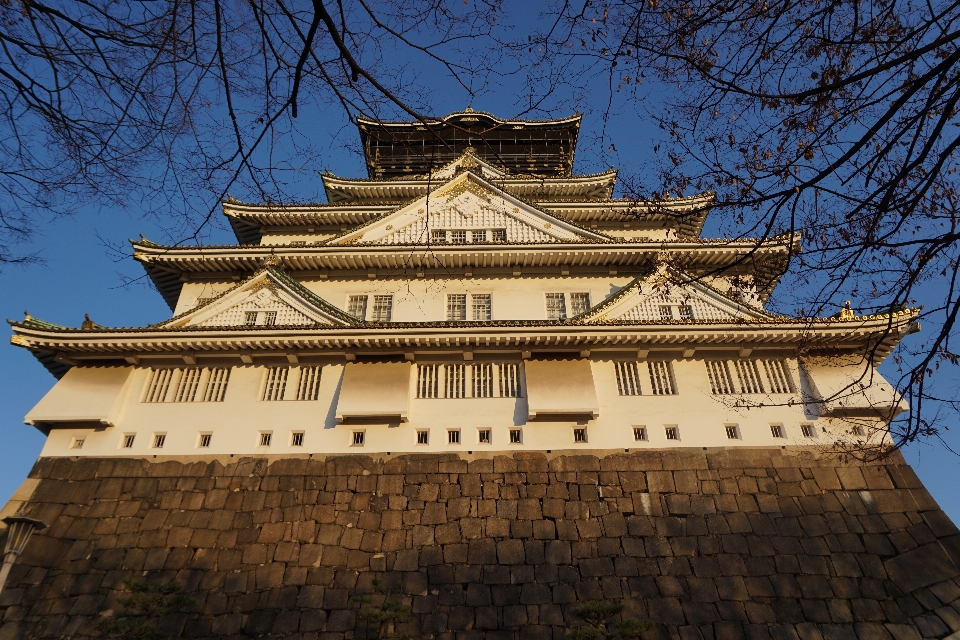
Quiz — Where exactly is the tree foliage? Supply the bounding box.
[351,577,414,640]
[96,578,194,639]
[566,601,654,640]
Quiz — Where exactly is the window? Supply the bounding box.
[174,368,202,403]
[447,294,467,321]
[664,426,679,441]
[573,427,587,443]
[659,305,674,320]
[615,361,642,396]
[417,430,429,445]
[198,433,212,448]
[70,437,84,449]
[122,434,135,449]
[245,311,258,325]
[352,431,365,446]
[725,425,740,440]
[509,428,523,444]
[445,364,466,398]
[478,429,491,444]
[734,360,765,394]
[262,368,288,401]
[546,293,567,320]
[760,359,795,394]
[259,432,272,447]
[500,363,521,398]
[348,295,368,320]
[416,362,521,399]
[801,423,816,438]
[647,361,677,395]
[448,430,461,444]
[144,368,173,403]
[678,305,695,320]
[295,366,322,401]
[371,295,393,322]
[851,425,866,437]
[469,230,486,242]
[153,434,166,448]
[491,229,506,242]
[203,368,230,402]
[431,229,446,244]
[770,424,785,439]
[417,364,440,399]
[570,293,591,316]
[633,427,648,441]
[472,294,492,321]
[473,363,494,398]
[263,311,277,326]
[291,432,305,447]
[705,361,736,395]
[450,230,467,244]
[146,367,230,403]
[707,359,795,395]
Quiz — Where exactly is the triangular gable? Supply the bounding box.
[155,267,360,329]
[429,148,506,181]
[328,171,610,246]
[575,266,777,323]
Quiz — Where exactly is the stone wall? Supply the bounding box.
[1,448,960,640]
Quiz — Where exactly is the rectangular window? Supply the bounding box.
[70,437,84,449]
[174,368,202,403]
[416,362,521,399]
[448,430,460,444]
[725,425,740,440]
[417,364,440,399]
[734,360,765,394]
[499,363,521,398]
[263,311,277,326]
[509,428,522,444]
[615,361,642,396]
[347,295,368,320]
[570,292,591,316]
[447,294,467,321]
[759,359,795,394]
[291,432,304,447]
[371,295,393,322]
[122,434,136,449]
[144,368,173,403]
[473,363,494,398]
[705,361,736,395]
[450,230,467,244]
[573,427,587,443]
[259,432,272,447]
[198,433,212,448]
[262,368,288,401]
[352,431,365,446]
[659,305,674,320]
[245,311,258,325]
[852,425,866,437]
[203,368,230,402]
[478,429,491,444]
[801,423,816,438]
[647,361,677,395]
[296,366,322,401]
[472,294,492,321]
[153,434,166,449]
[445,364,466,398]
[664,426,679,441]
[470,230,487,242]
[417,430,429,445]
[770,424,785,439]
[678,305,695,320]
[545,293,567,320]
[431,229,446,244]
[491,229,507,242]
[633,426,647,441]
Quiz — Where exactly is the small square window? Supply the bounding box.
[659,305,674,320]
[417,430,429,445]
[70,437,84,449]
[245,311,258,325]
[352,431,365,446]
[509,428,522,444]
[448,430,461,445]
[678,305,695,320]
[801,424,816,438]
[478,429,491,444]
[665,426,679,441]
[450,230,467,244]
[263,311,277,326]
[725,425,740,440]
[198,433,212,448]
[770,424,785,439]
[122,434,135,449]
[153,434,166,448]
[573,427,587,443]
[431,229,447,244]
[851,425,865,437]
[347,295,368,320]
[291,432,304,447]
[633,427,647,441]
[259,432,272,447]
[491,229,506,242]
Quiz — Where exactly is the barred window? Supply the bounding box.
[352,431,365,446]
[570,292,591,316]
[546,293,566,320]
[259,432,272,447]
[417,364,440,398]
[146,368,230,403]
[153,434,166,448]
[647,361,677,395]
[448,430,461,444]
[658,305,674,321]
[263,311,277,326]
[291,432,304,447]
[473,363,494,398]
[770,424,785,439]
[725,425,740,440]
[445,364,466,398]
[708,359,794,394]
[447,294,467,321]
[347,295,368,320]
[198,433,212,448]
[417,430,429,445]
[417,362,521,398]
[450,230,467,244]
[431,229,446,244]
[615,361,642,396]
[573,427,587,443]
[245,311,258,325]
[500,363,520,397]
[491,229,507,242]
[852,425,866,437]
[678,305,695,320]
[472,294,492,321]
[664,426,679,440]
[760,359,795,394]
[509,428,522,444]
[735,360,765,394]
[262,367,288,401]
[633,426,647,441]
[144,368,173,403]
[478,429,491,444]
[203,368,230,402]
[801,424,816,438]
[122,434,136,448]
[173,368,202,403]
[371,295,393,322]
[296,366,322,401]
[470,230,487,242]
[705,361,736,395]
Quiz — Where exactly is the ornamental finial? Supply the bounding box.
[464,105,474,112]
[839,300,855,320]
[23,310,31,321]
[82,314,96,330]
[264,252,282,269]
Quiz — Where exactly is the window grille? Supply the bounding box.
[478,429,491,444]
[144,368,173,403]
[852,425,866,437]
[725,425,740,440]
[801,424,816,438]
[445,364,466,398]
[347,295,368,320]
[122,435,135,448]
[573,428,587,443]
[470,230,487,242]
[770,424,785,438]
[647,361,677,395]
[499,363,521,397]
[659,305,674,320]
[491,229,506,242]
[195,297,216,308]
[546,293,567,320]
[153,434,166,448]
[203,368,230,402]
[296,366,322,401]
[678,305,695,320]
[448,430,461,444]
[352,431,365,446]
[262,368,288,401]
[615,361,642,396]
[447,294,467,321]
[509,428,522,444]
[431,229,446,244]
[259,432,272,447]
[570,293,591,316]
[70,438,84,449]
[633,427,647,441]
[174,368,202,403]
[705,361,735,395]
[473,363,494,398]
[708,359,794,395]
[417,430,429,445]
[291,432,304,447]
[472,294,492,321]
[734,360,765,394]
[199,434,212,448]
[450,230,467,244]
[417,364,440,398]
[759,359,795,393]
[263,311,277,326]
[371,295,393,322]
[664,427,679,441]
[245,311,258,325]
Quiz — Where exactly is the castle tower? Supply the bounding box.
[3,111,959,640]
